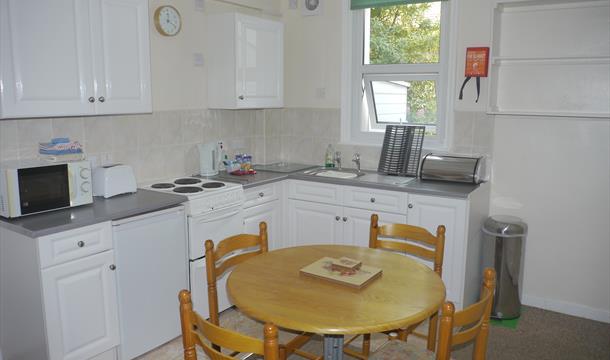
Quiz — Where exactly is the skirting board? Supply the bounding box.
[522,294,610,324]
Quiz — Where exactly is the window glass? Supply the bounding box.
[367,3,441,65]
[370,79,437,135]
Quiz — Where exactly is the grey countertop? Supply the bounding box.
[211,166,480,198]
[1,167,479,238]
[0,189,187,238]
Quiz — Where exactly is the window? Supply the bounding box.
[344,1,451,147]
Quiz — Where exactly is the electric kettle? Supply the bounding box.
[198,141,223,176]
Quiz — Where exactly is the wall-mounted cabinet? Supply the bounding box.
[488,0,610,118]
[207,13,284,109]
[0,0,151,119]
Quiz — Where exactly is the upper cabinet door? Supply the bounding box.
[92,0,151,114]
[0,0,96,118]
[235,14,283,109]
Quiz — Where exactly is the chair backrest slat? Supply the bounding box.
[205,222,269,328]
[375,239,436,260]
[436,268,496,360]
[179,289,279,360]
[379,223,440,246]
[215,234,266,259]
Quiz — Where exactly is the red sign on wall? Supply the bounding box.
[465,47,490,78]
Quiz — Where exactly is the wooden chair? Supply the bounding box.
[179,289,280,360]
[205,221,320,360]
[344,214,446,359]
[369,268,497,360]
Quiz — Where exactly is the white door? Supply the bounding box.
[112,207,187,360]
[407,194,467,308]
[235,14,283,108]
[188,206,244,259]
[288,199,342,247]
[41,250,119,360]
[0,0,95,118]
[189,258,232,319]
[244,201,281,249]
[343,207,407,247]
[92,0,151,114]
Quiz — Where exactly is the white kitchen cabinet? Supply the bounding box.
[342,207,406,247]
[244,183,283,249]
[207,13,283,109]
[287,181,407,248]
[406,194,468,309]
[41,250,119,360]
[244,201,281,249]
[0,0,151,119]
[0,221,120,360]
[288,199,343,246]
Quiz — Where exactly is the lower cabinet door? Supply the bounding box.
[342,208,407,247]
[288,199,343,246]
[407,194,467,308]
[244,201,281,249]
[41,250,119,360]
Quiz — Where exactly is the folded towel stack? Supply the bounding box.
[39,138,85,162]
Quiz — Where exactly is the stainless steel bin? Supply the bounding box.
[482,215,527,319]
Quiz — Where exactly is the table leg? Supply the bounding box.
[323,334,344,360]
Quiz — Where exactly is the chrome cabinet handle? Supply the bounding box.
[109,264,116,270]
[77,241,85,248]
[88,97,95,103]
[98,96,105,103]
[342,217,347,222]
[408,203,413,209]
[259,192,264,197]
[335,216,340,221]
[238,95,245,100]
[370,197,376,203]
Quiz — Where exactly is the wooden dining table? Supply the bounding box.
[226,245,446,360]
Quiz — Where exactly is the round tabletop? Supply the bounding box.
[227,245,446,335]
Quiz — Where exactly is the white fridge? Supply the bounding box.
[112,206,188,360]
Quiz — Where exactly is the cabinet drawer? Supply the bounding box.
[343,186,408,214]
[38,222,112,268]
[288,180,342,205]
[244,183,279,208]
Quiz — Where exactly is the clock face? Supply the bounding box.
[154,6,181,36]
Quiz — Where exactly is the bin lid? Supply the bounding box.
[482,215,527,237]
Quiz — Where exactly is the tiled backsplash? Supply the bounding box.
[0,108,493,184]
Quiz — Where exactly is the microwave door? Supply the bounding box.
[18,165,70,215]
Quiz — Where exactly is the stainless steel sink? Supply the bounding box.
[302,167,366,179]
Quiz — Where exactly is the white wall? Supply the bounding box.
[280,0,342,108]
[452,0,610,322]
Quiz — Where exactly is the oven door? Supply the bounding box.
[188,205,243,316]
[16,164,70,216]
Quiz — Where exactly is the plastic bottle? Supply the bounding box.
[324,144,335,168]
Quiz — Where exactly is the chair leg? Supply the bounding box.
[427,312,438,352]
[362,333,371,357]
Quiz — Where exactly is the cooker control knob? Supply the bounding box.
[81,181,91,193]
[80,167,90,179]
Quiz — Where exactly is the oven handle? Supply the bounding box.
[190,209,241,224]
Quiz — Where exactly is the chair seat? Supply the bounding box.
[369,339,437,360]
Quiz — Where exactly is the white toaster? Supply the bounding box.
[92,164,137,198]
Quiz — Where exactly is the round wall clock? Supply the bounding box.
[154,5,182,36]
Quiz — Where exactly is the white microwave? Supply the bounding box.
[0,159,93,218]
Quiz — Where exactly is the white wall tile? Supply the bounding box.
[84,116,113,153]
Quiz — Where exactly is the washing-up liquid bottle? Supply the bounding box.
[324,144,335,168]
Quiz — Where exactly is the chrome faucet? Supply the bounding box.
[352,152,361,172]
[335,151,342,170]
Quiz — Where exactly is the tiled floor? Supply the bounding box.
[138,306,610,360]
